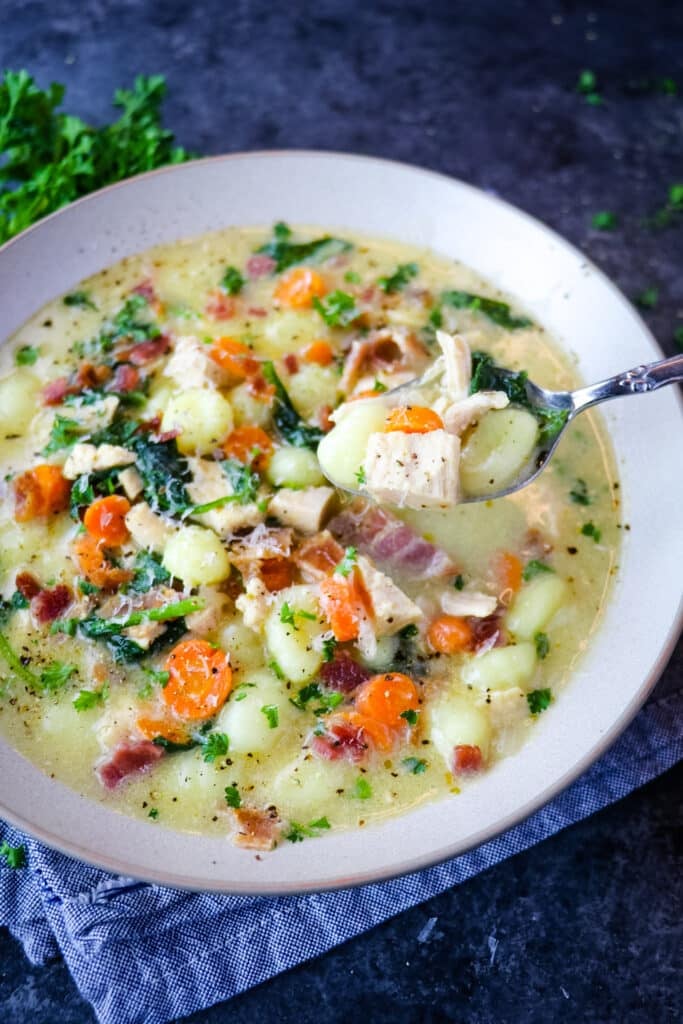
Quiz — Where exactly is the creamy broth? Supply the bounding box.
[0,226,619,846]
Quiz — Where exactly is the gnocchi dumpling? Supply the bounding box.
[428,690,492,766]
[216,668,296,755]
[460,408,539,495]
[162,525,231,586]
[264,585,325,683]
[162,388,234,454]
[506,574,568,639]
[461,641,537,692]
[317,401,388,489]
[0,369,40,434]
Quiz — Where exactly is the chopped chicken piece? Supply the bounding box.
[235,576,273,631]
[186,586,229,634]
[232,525,293,561]
[364,428,461,509]
[63,442,136,479]
[482,687,529,731]
[123,620,166,650]
[186,457,265,536]
[125,502,175,552]
[163,335,233,390]
[228,807,281,850]
[356,554,422,636]
[268,487,338,534]
[442,391,509,435]
[64,396,119,433]
[441,589,498,618]
[436,330,471,400]
[118,466,144,500]
[295,531,345,581]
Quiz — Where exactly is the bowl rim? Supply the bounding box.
[0,149,681,894]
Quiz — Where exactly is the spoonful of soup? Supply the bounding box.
[318,331,683,508]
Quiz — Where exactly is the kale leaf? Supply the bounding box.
[256,223,352,273]
[131,434,191,516]
[261,361,324,450]
[441,290,532,330]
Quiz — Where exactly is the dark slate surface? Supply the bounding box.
[0,0,681,1020]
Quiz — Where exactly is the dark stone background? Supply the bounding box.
[0,0,681,1020]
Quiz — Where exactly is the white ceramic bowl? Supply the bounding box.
[0,152,681,893]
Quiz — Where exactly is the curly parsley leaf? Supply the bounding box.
[201,732,229,763]
[73,686,108,711]
[350,776,372,800]
[43,415,84,456]
[522,559,555,582]
[534,632,550,660]
[313,290,358,328]
[527,688,552,715]
[581,521,602,543]
[224,785,241,808]
[15,344,39,365]
[221,266,245,295]
[285,817,330,842]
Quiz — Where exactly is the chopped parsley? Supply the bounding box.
[201,732,229,763]
[313,290,358,328]
[354,466,367,486]
[38,661,77,693]
[577,69,602,105]
[0,841,27,869]
[221,266,245,294]
[256,224,352,272]
[64,290,97,310]
[527,688,552,715]
[290,683,343,714]
[442,290,532,330]
[321,636,338,662]
[142,667,170,688]
[43,415,83,456]
[232,682,256,701]
[261,704,279,729]
[73,686,108,711]
[402,757,427,774]
[15,344,39,365]
[351,776,372,800]
[344,270,361,284]
[279,602,315,630]
[148,808,159,820]
[635,287,659,309]
[400,709,419,726]
[261,361,324,450]
[335,546,357,577]
[569,479,591,505]
[534,632,550,660]
[378,262,418,293]
[592,210,616,230]
[285,817,330,842]
[224,785,241,809]
[522,560,555,582]
[453,574,466,591]
[268,658,285,681]
[581,521,602,543]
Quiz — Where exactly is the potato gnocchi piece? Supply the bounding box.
[264,585,325,683]
[461,642,537,692]
[317,401,388,490]
[162,388,234,455]
[0,369,40,433]
[267,446,325,488]
[460,408,539,496]
[162,525,231,587]
[428,690,492,767]
[506,575,568,639]
[216,669,296,755]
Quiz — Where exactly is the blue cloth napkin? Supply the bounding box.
[1,682,681,1024]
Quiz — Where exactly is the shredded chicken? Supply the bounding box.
[186,457,265,536]
[341,327,428,392]
[364,429,461,508]
[356,554,423,636]
[235,576,273,631]
[163,335,234,390]
[63,442,136,479]
[442,391,509,435]
[440,588,498,618]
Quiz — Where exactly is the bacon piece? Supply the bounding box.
[320,651,371,693]
[259,558,295,593]
[15,572,41,601]
[283,353,299,374]
[247,306,268,318]
[130,279,157,303]
[229,807,281,850]
[469,614,506,655]
[32,585,72,624]
[452,744,483,775]
[97,740,164,790]
[328,501,456,579]
[311,719,368,762]
[246,255,276,278]
[42,377,73,405]
[75,362,111,390]
[108,364,141,393]
[317,405,334,433]
[206,290,237,320]
[246,371,276,403]
[341,328,428,392]
[124,335,171,366]
[295,531,345,580]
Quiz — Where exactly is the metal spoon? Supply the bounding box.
[320,353,683,504]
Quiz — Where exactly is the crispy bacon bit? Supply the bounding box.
[452,744,483,775]
[259,558,295,592]
[247,306,268,318]
[229,807,281,850]
[15,572,41,601]
[469,614,506,654]
[75,362,111,390]
[32,585,72,625]
[311,719,368,762]
[360,285,377,304]
[246,254,276,278]
[206,290,237,320]
[154,428,181,443]
[320,651,371,693]
[246,372,276,403]
[283,353,299,374]
[341,328,428,391]
[97,740,164,790]
[108,364,141,393]
[124,335,171,366]
[296,531,345,580]
[329,501,456,579]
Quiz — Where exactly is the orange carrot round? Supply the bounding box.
[83,495,131,546]
[222,425,273,471]
[302,340,334,365]
[274,267,326,308]
[13,464,70,522]
[73,534,132,589]
[385,406,444,434]
[354,672,419,728]
[495,551,523,596]
[137,716,191,746]
[162,640,233,721]
[319,573,367,642]
[210,336,259,377]
[326,710,394,753]
[427,614,474,654]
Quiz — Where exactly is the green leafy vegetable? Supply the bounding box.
[321,636,337,662]
[261,704,279,729]
[256,224,352,272]
[148,808,159,820]
[131,435,191,516]
[201,732,229,763]
[285,817,330,842]
[581,521,602,543]
[220,458,260,504]
[73,686,108,711]
[350,776,372,800]
[527,688,552,715]
[335,546,357,577]
[0,841,26,868]
[69,468,121,519]
[577,69,602,105]
[64,290,97,310]
[378,262,418,293]
[402,757,427,774]
[344,270,361,284]
[0,71,191,244]
[354,466,366,486]
[569,479,591,505]
[592,211,616,230]
[522,560,554,582]
[312,290,358,328]
[15,344,39,365]
[442,290,532,330]
[43,415,83,456]
[453,574,465,591]
[224,785,241,808]
[142,666,170,688]
[129,551,171,593]
[469,351,567,445]
[534,632,550,659]
[261,361,323,450]
[221,266,245,295]
[38,661,77,693]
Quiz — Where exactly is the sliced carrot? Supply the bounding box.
[83,495,131,546]
[73,534,132,589]
[495,551,523,596]
[302,340,334,366]
[222,425,273,471]
[162,639,233,721]
[354,672,419,728]
[137,716,191,746]
[210,336,259,378]
[385,406,444,434]
[427,614,474,654]
[274,267,326,308]
[319,572,367,642]
[13,464,70,522]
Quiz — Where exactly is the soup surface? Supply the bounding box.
[0,224,620,849]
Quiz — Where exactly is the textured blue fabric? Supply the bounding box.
[1,687,681,1024]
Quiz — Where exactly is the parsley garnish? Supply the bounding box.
[39,661,77,692]
[148,808,159,819]
[232,682,256,702]
[335,546,357,577]
[581,521,602,543]
[402,757,427,774]
[261,704,279,729]
[129,551,171,593]
[313,290,358,327]
[15,345,39,365]
[201,732,229,763]
[0,841,26,869]
[534,632,550,660]
[453,574,465,591]
[224,785,241,808]
[256,225,352,272]
[73,686,108,711]
[527,688,552,715]
[522,560,554,582]
[221,266,245,294]
[351,777,372,800]
[344,270,361,284]
[43,415,83,456]
[285,817,330,842]
[268,658,285,680]
[64,290,97,310]
[592,210,616,230]
[577,69,602,105]
[378,262,418,293]
[400,709,419,726]
[354,466,367,486]
[142,667,170,688]
[321,636,337,662]
[569,479,591,505]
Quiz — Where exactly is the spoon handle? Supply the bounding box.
[571,353,683,413]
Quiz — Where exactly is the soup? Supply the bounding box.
[0,224,619,849]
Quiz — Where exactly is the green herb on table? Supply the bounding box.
[522,560,555,582]
[0,841,26,868]
[527,688,552,715]
[378,262,418,293]
[591,210,617,230]
[581,521,602,543]
[577,69,602,105]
